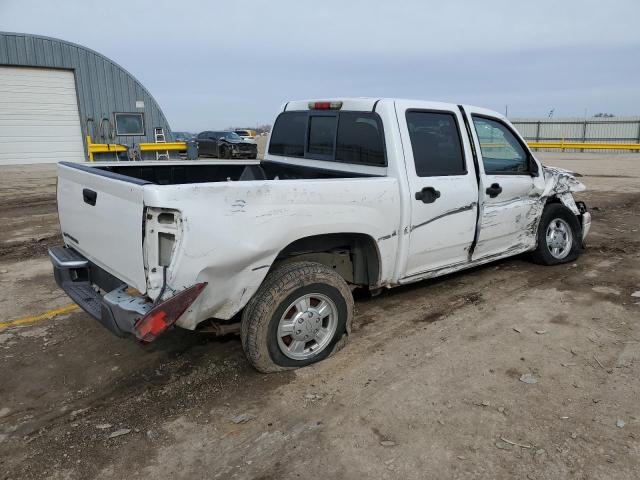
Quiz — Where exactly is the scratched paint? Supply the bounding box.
[410,203,477,232]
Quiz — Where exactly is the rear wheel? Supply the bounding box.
[241,261,353,373]
[530,203,582,265]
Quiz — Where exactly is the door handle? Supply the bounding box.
[415,187,441,204]
[485,183,502,198]
[83,188,97,206]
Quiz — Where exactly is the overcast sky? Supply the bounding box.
[2,0,639,131]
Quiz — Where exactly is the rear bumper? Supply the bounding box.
[49,246,152,337]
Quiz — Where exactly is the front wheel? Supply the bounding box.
[530,203,582,265]
[241,261,353,373]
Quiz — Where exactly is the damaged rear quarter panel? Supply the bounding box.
[142,176,401,328]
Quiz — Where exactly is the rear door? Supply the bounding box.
[57,163,148,291]
[395,101,479,279]
[464,109,544,259]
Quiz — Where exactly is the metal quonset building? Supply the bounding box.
[0,31,173,165]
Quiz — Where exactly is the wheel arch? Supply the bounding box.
[272,232,381,287]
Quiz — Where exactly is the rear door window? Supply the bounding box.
[406,111,466,176]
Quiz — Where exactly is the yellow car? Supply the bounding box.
[235,129,258,143]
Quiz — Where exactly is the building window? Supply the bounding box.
[115,113,145,136]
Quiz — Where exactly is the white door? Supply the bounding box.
[0,67,85,165]
[465,111,545,259]
[395,101,479,280]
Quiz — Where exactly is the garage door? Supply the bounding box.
[0,67,85,165]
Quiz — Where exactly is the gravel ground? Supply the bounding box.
[0,153,639,479]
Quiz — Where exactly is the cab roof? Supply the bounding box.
[282,97,504,120]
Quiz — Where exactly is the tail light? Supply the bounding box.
[308,101,342,110]
[134,283,207,343]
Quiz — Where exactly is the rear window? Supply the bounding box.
[268,112,307,157]
[336,112,385,166]
[406,111,465,176]
[308,116,336,156]
[268,111,386,166]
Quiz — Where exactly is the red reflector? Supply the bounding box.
[134,282,207,343]
[308,101,343,110]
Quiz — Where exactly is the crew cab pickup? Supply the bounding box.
[50,98,591,372]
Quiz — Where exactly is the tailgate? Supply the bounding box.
[57,162,148,292]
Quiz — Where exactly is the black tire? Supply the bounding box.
[530,203,582,265]
[220,146,228,159]
[241,261,353,373]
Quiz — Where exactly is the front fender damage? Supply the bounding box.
[540,165,591,241]
[541,165,586,214]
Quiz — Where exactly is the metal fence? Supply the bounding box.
[510,117,640,153]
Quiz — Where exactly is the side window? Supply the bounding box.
[197,132,207,140]
[472,117,528,174]
[336,112,385,166]
[406,111,465,176]
[268,112,307,157]
[307,115,337,157]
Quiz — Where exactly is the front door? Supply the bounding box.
[396,101,479,280]
[465,111,545,259]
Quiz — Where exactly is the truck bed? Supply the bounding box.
[68,159,376,186]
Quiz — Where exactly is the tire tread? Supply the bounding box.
[530,203,582,265]
[241,261,353,373]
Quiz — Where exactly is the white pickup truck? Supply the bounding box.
[50,98,591,372]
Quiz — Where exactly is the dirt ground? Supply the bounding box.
[1,153,639,480]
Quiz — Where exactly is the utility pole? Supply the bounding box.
[505,105,508,117]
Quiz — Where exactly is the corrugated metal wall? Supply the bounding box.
[511,117,640,153]
[0,31,173,160]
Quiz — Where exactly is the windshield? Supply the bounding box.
[222,132,242,140]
